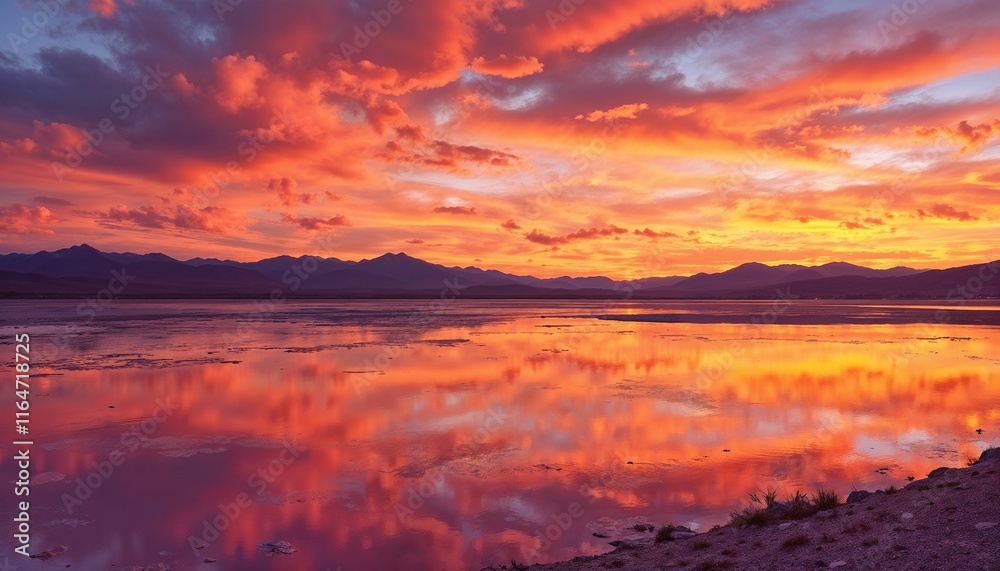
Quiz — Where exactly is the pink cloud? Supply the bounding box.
[526,225,628,245]
[634,228,678,239]
[575,103,649,122]
[471,55,544,78]
[0,204,57,235]
[211,54,268,113]
[99,204,235,232]
[917,204,978,222]
[433,206,477,215]
[280,213,352,230]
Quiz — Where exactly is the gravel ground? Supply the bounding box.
[488,449,1000,571]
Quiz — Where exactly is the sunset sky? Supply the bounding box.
[1,0,998,278]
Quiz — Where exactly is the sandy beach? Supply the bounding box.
[490,448,1000,571]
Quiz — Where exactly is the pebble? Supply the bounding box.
[672,531,697,538]
[974,522,997,531]
[256,540,295,557]
[829,562,848,569]
[778,522,797,530]
[846,490,871,504]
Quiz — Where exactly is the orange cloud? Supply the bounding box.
[917,204,978,222]
[280,213,352,230]
[99,204,237,233]
[526,225,629,246]
[913,120,1000,154]
[87,0,127,17]
[576,103,649,122]
[634,228,679,239]
[211,54,268,113]
[268,177,317,207]
[433,206,477,215]
[471,54,544,78]
[0,204,57,235]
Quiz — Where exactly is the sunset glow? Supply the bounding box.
[1,0,998,276]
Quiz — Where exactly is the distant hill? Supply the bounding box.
[662,261,923,292]
[0,244,994,299]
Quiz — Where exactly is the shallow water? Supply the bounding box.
[1,300,998,570]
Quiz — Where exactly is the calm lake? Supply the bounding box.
[1,300,998,570]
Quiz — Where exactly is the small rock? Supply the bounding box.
[765,500,793,518]
[778,522,797,530]
[901,512,913,520]
[846,490,871,504]
[829,562,848,569]
[203,558,217,563]
[592,532,609,538]
[30,545,71,560]
[815,510,835,518]
[974,522,997,531]
[672,531,697,539]
[256,540,295,557]
[928,467,950,478]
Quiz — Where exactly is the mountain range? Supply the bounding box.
[0,244,997,299]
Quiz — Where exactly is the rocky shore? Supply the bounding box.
[489,448,1000,571]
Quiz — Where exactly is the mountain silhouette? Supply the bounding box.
[0,245,995,299]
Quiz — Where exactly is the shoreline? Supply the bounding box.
[490,449,1000,571]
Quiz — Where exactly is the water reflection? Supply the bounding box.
[1,300,998,570]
